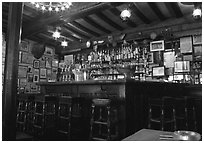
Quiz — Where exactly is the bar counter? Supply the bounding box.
[37,80,202,139]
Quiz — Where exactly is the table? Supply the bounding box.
[122,129,175,141]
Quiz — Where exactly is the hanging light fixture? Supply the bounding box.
[30,2,72,13]
[52,27,61,40]
[120,9,131,21]
[61,39,68,47]
[192,3,202,20]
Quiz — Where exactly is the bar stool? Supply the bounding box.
[71,97,84,140]
[56,96,72,140]
[148,96,176,131]
[90,98,118,141]
[90,98,111,141]
[16,95,29,132]
[33,95,57,139]
[185,96,197,131]
[16,94,34,141]
[174,97,187,130]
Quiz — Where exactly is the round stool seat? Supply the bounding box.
[92,98,110,106]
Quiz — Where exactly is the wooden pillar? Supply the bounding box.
[2,2,24,140]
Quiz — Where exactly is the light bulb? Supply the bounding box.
[35,3,40,8]
[55,7,59,12]
[61,6,65,11]
[48,7,52,11]
[120,9,131,21]
[61,40,68,47]
[193,8,202,19]
[41,5,46,11]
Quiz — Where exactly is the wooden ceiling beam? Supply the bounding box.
[148,2,167,21]
[83,16,111,34]
[130,3,151,24]
[63,24,91,39]
[61,31,81,41]
[70,21,100,37]
[22,3,110,39]
[165,2,183,18]
[95,12,124,31]
[109,7,137,27]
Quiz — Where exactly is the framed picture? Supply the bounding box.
[18,66,27,78]
[46,56,52,68]
[44,46,54,56]
[183,54,193,61]
[21,52,29,64]
[194,45,202,57]
[30,83,38,92]
[147,53,154,64]
[150,40,164,52]
[40,68,46,78]
[34,69,39,75]
[193,35,202,45]
[33,60,40,69]
[19,78,27,87]
[20,40,29,52]
[33,74,39,83]
[174,61,190,73]
[27,73,34,82]
[40,56,46,68]
[180,36,192,53]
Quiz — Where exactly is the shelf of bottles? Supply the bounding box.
[85,42,150,81]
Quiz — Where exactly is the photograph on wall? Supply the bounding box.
[40,56,46,68]
[34,68,39,75]
[47,69,52,76]
[164,51,175,68]
[150,40,164,52]
[194,45,202,61]
[20,40,29,52]
[33,74,39,83]
[33,60,40,68]
[174,61,190,73]
[153,51,163,65]
[18,66,27,78]
[27,73,34,82]
[180,36,192,53]
[40,68,47,78]
[21,52,29,64]
[30,83,38,92]
[183,54,193,61]
[147,53,154,64]
[19,78,27,87]
[25,83,31,93]
[45,56,52,68]
[27,53,34,64]
[193,34,202,45]
[44,46,54,56]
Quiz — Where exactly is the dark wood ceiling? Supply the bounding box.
[2,2,201,54]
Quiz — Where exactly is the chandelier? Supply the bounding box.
[30,2,72,12]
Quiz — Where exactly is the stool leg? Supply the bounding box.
[192,107,197,131]
[173,108,176,131]
[107,106,111,140]
[161,109,164,131]
[90,104,95,140]
[148,108,152,129]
